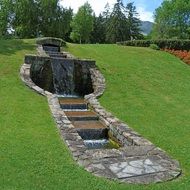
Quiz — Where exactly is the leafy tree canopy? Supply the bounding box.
[152,0,190,39]
[70,2,94,43]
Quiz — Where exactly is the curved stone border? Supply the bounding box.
[36,37,66,47]
[85,68,154,147]
[20,51,181,184]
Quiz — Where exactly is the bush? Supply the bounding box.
[149,44,160,50]
[117,40,190,50]
[164,48,190,65]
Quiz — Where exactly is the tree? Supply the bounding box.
[104,0,142,43]
[126,2,142,40]
[152,0,190,39]
[102,2,111,24]
[70,2,94,43]
[106,0,128,43]
[0,0,73,39]
[55,7,73,41]
[0,0,13,37]
[12,0,39,38]
[38,0,72,39]
[90,14,106,43]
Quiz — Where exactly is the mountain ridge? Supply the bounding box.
[140,21,153,35]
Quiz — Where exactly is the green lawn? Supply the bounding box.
[0,39,189,190]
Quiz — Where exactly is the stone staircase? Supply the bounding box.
[58,97,108,141]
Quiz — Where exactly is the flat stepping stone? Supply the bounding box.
[43,46,59,52]
[72,120,106,129]
[49,54,67,58]
[65,111,98,121]
[72,120,108,140]
[59,98,88,110]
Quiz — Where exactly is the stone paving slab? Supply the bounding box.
[72,120,106,129]
[65,110,99,121]
[109,159,166,179]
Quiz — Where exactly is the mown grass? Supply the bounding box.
[67,43,190,190]
[0,39,189,190]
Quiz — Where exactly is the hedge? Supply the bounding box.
[117,40,190,50]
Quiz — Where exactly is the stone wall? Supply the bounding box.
[25,53,96,96]
[26,55,54,93]
[51,58,95,96]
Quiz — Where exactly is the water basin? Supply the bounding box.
[84,138,120,149]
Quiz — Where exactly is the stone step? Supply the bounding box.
[49,54,67,58]
[72,120,108,140]
[65,111,99,121]
[45,51,62,55]
[59,98,88,110]
[72,120,106,129]
[43,46,60,52]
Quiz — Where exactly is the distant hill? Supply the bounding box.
[140,21,154,35]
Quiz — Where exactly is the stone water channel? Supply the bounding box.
[20,37,181,184]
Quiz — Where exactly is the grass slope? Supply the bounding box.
[0,39,189,190]
[67,44,190,189]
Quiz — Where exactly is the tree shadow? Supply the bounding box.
[0,39,36,56]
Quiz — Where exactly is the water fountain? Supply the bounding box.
[20,38,181,184]
[28,37,120,150]
[21,37,181,184]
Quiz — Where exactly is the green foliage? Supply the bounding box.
[105,0,141,43]
[90,14,106,44]
[126,2,143,40]
[118,39,190,50]
[152,0,190,39]
[106,0,128,43]
[149,44,160,50]
[0,0,12,37]
[0,0,73,39]
[70,2,94,43]
[0,0,142,43]
[38,0,73,39]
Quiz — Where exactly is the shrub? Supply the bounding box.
[117,40,190,50]
[164,48,190,65]
[149,44,160,50]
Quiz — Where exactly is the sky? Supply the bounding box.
[60,0,163,22]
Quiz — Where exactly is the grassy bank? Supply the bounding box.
[0,39,189,189]
[67,43,190,190]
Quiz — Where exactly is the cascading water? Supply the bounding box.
[51,58,76,96]
[29,40,120,150]
[84,139,120,149]
[50,58,94,97]
[84,139,109,149]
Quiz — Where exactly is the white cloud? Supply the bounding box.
[136,7,154,22]
[60,0,116,15]
[60,0,154,22]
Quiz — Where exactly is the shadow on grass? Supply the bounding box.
[0,39,35,55]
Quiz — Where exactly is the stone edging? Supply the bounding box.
[20,51,181,184]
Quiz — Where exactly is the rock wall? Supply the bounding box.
[27,55,54,93]
[25,55,95,96]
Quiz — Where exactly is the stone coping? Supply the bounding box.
[24,54,96,65]
[36,37,66,47]
[20,50,181,184]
